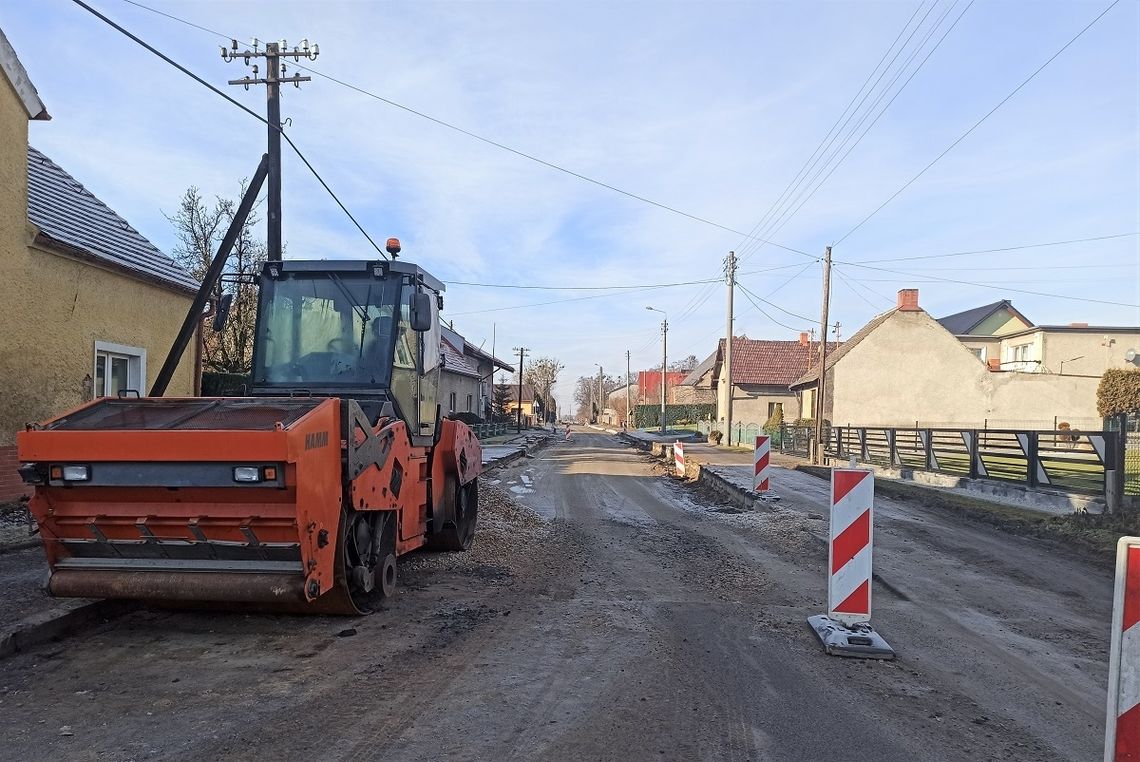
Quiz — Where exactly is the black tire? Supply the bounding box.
[430,476,478,551]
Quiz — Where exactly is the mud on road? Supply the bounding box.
[0,430,1115,761]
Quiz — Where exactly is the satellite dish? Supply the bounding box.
[1126,348,1138,364]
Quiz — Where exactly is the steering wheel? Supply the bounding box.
[327,338,349,353]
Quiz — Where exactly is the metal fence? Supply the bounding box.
[826,425,1131,497]
[472,422,511,440]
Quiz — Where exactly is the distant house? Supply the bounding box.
[439,324,513,420]
[937,299,1034,365]
[504,383,539,427]
[696,335,837,427]
[0,31,199,501]
[675,355,717,405]
[637,370,687,407]
[791,289,1140,428]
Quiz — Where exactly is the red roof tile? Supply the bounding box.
[717,337,840,386]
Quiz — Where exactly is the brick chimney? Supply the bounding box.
[897,289,920,311]
[799,332,809,346]
[1069,322,1089,328]
[987,358,1001,372]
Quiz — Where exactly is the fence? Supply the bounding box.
[472,422,511,440]
[826,425,1132,498]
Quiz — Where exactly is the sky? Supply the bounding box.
[3,0,1139,413]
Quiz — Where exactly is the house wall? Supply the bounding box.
[440,372,481,415]
[0,245,198,443]
[830,311,1101,427]
[1037,330,1140,376]
[958,336,1000,363]
[726,385,797,426]
[0,74,195,501]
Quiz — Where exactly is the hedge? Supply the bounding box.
[202,371,249,396]
[633,403,715,428]
[1096,368,1140,418]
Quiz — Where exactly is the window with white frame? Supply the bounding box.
[1005,342,1035,372]
[94,341,146,397]
[969,346,986,362]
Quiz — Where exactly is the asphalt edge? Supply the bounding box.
[0,599,136,659]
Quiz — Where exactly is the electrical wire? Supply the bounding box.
[74,0,389,259]
[727,0,931,263]
[736,280,819,324]
[118,0,816,258]
[834,0,1124,246]
[835,261,1140,307]
[837,231,1138,264]
[736,284,810,333]
[752,0,975,252]
[833,268,894,309]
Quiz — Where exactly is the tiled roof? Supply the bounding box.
[936,299,1032,335]
[792,310,894,387]
[441,337,481,378]
[505,383,536,403]
[27,146,199,294]
[679,350,717,386]
[716,337,838,386]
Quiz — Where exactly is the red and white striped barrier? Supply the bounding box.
[753,435,770,492]
[808,467,892,658]
[828,468,874,625]
[1105,536,1140,761]
[673,441,685,477]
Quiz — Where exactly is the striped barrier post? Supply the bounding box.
[674,441,685,477]
[753,435,770,492]
[1106,536,1140,761]
[807,468,894,659]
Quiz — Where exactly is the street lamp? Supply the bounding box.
[646,306,668,435]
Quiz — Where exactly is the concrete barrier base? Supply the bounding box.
[807,614,895,660]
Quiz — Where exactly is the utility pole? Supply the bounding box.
[660,319,668,435]
[625,349,631,429]
[813,246,833,464]
[514,346,528,433]
[597,365,604,424]
[222,37,318,260]
[833,321,842,343]
[724,250,737,446]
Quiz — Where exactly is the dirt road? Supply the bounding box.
[0,431,1114,760]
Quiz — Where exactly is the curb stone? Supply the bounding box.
[0,600,136,659]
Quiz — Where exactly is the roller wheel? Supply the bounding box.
[343,510,397,612]
[431,477,478,551]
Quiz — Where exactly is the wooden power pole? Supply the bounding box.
[724,250,736,446]
[813,246,832,464]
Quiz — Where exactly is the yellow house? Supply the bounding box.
[0,29,199,500]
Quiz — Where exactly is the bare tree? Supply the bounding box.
[523,356,564,424]
[167,185,267,374]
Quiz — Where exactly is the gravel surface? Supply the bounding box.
[0,429,1114,761]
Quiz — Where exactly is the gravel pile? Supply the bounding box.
[400,480,548,580]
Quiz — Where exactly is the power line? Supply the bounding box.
[834,0,1124,246]
[448,283,681,316]
[833,268,894,309]
[834,261,1140,308]
[751,0,974,252]
[736,284,810,333]
[444,263,804,292]
[118,0,816,259]
[75,0,388,259]
[736,280,819,324]
[838,231,1139,264]
[729,0,932,263]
